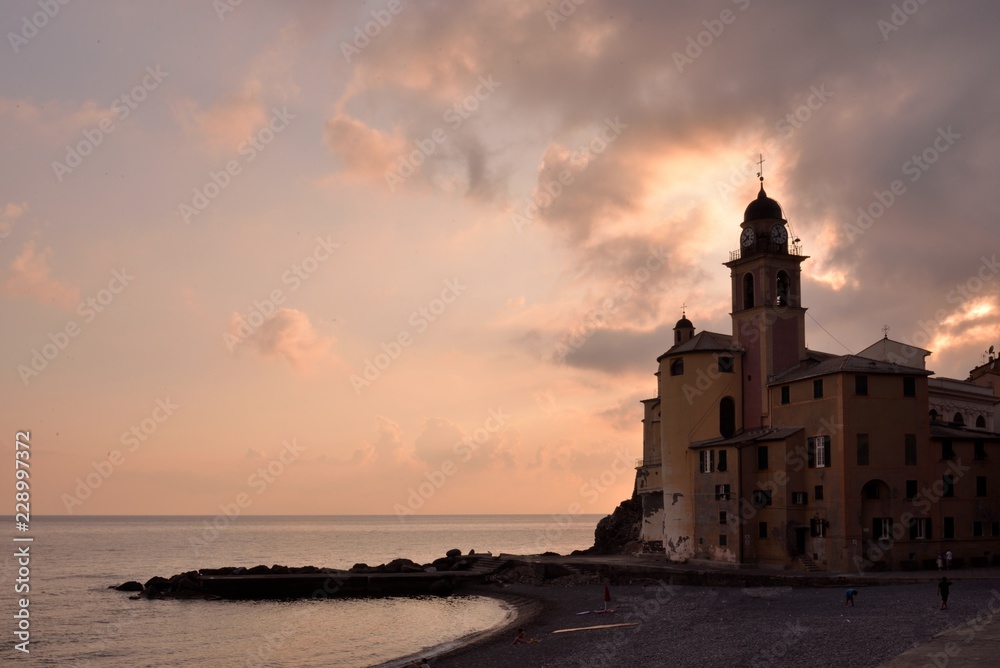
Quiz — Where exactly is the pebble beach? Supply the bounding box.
[413,579,1000,668]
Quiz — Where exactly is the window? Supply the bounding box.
[857,434,870,466]
[905,480,918,500]
[855,375,868,396]
[670,358,684,376]
[943,475,955,497]
[930,409,939,421]
[953,412,965,426]
[719,511,728,525]
[944,517,955,539]
[699,449,714,473]
[776,271,789,306]
[975,441,986,461]
[977,416,987,429]
[757,445,769,470]
[993,521,1000,537]
[909,518,931,540]
[758,521,768,539]
[942,440,956,461]
[792,492,807,505]
[751,490,772,508]
[873,518,892,540]
[780,385,790,405]
[743,273,755,309]
[715,484,731,500]
[815,485,824,501]
[719,534,728,547]
[810,517,827,537]
[808,436,830,468]
[903,377,916,397]
[862,480,881,500]
[717,448,728,472]
[974,521,984,537]
[813,379,823,399]
[905,434,917,466]
[977,476,987,497]
[720,398,735,440]
[718,357,734,373]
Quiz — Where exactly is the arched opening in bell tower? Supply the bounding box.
[743,273,755,309]
[776,271,789,306]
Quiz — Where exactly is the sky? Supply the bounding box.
[2,1,999,517]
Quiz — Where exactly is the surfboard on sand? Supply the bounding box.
[575,608,616,615]
[552,623,639,634]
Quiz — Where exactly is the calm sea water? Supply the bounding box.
[8,515,601,667]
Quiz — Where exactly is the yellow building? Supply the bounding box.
[637,183,1000,572]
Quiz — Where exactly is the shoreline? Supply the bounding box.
[395,576,1000,668]
[377,587,544,668]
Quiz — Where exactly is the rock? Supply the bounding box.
[112,581,143,592]
[446,548,462,558]
[246,565,271,575]
[269,565,290,574]
[429,579,454,597]
[143,576,170,591]
[591,489,642,555]
[350,563,371,572]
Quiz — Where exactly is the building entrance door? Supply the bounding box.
[795,527,808,555]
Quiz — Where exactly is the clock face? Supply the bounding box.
[740,228,755,247]
[770,225,788,245]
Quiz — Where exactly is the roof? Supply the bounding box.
[690,426,803,449]
[769,353,932,385]
[657,330,738,361]
[743,185,785,222]
[930,422,1000,441]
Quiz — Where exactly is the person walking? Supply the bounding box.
[936,554,943,571]
[945,550,953,569]
[938,577,953,610]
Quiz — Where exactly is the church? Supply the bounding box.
[635,180,1000,572]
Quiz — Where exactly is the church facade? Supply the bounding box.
[636,183,1000,572]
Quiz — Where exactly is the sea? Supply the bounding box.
[8,514,602,667]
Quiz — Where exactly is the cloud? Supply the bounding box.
[0,241,79,309]
[324,113,408,183]
[0,201,25,244]
[232,308,334,371]
[172,82,268,154]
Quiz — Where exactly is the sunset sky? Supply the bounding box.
[3,1,999,516]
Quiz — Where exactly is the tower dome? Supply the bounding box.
[743,184,785,223]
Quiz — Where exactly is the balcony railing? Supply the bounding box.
[729,241,802,262]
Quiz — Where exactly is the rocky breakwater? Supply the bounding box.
[110,549,501,600]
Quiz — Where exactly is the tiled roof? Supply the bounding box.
[657,330,738,362]
[930,422,1000,441]
[690,426,803,449]
[769,353,931,385]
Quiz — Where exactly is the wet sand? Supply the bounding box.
[419,579,1000,668]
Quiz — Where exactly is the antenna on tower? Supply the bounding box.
[756,153,765,186]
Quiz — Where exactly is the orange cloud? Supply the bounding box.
[0,241,79,309]
[231,307,334,371]
[324,113,408,183]
[172,82,268,154]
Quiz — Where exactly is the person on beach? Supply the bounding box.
[937,554,943,571]
[938,577,953,610]
[513,627,538,645]
[845,588,858,606]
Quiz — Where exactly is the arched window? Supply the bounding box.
[743,273,755,309]
[929,409,939,421]
[953,412,965,426]
[977,415,987,429]
[670,358,684,376]
[720,396,736,439]
[776,271,789,306]
[862,480,882,500]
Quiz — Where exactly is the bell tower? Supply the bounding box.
[724,176,808,429]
